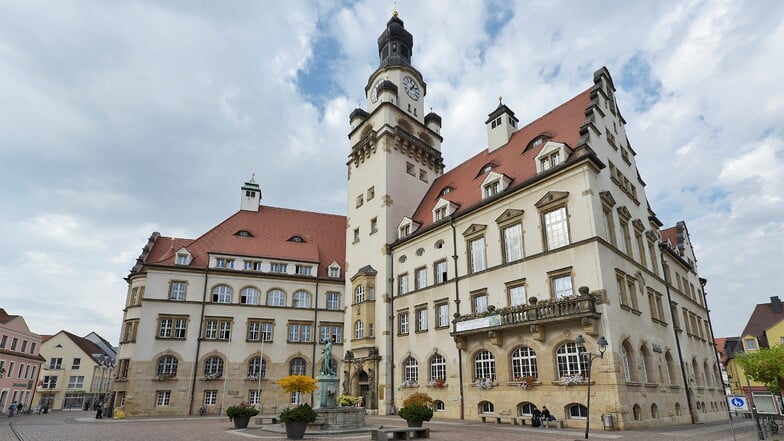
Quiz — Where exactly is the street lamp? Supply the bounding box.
[575,334,608,439]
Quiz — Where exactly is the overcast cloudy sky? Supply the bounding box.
[1,0,782,344]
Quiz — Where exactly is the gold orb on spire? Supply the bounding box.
[498,96,503,105]
[392,1,398,17]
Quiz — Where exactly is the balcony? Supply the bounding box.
[451,293,600,338]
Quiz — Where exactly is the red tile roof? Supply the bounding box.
[142,206,346,279]
[661,227,678,248]
[741,298,784,348]
[411,88,591,228]
[62,330,109,359]
[0,308,18,325]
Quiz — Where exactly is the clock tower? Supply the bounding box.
[344,12,443,414]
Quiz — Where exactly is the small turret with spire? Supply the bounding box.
[240,174,261,212]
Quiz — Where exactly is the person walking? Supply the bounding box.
[95,401,103,419]
[7,401,17,417]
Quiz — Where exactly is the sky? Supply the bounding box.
[0,0,782,345]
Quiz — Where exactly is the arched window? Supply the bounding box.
[212,285,232,303]
[434,400,445,412]
[556,342,587,377]
[267,289,285,306]
[479,401,494,414]
[204,356,224,376]
[403,357,419,384]
[633,404,642,421]
[511,346,537,379]
[665,351,677,385]
[651,403,659,418]
[240,287,260,305]
[354,285,365,303]
[640,345,654,383]
[703,360,711,386]
[157,355,178,376]
[675,402,682,416]
[292,291,311,308]
[289,357,306,375]
[430,354,446,381]
[691,359,701,386]
[620,343,631,381]
[517,402,535,416]
[474,350,496,381]
[354,320,364,339]
[567,403,587,419]
[248,357,267,378]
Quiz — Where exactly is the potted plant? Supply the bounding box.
[397,392,433,428]
[528,296,538,305]
[276,375,319,439]
[226,403,259,429]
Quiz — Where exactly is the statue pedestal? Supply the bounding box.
[316,375,339,409]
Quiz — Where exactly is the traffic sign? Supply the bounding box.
[729,396,749,411]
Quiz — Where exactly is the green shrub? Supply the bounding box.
[398,392,434,424]
[226,404,260,418]
[337,395,360,406]
[279,403,317,423]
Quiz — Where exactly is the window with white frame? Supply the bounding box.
[472,293,488,314]
[415,267,427,290]
[246,321,273,342]
[511,346,538,379]
[320,325,343,344]
[503,224,523,262]
[436,303,449,328]
[544,207,569,250]
[354,320,364,339]
[240,287,260,305]
[434,260,448,283]
[49,358,63,370]
[288,323,313,342]
[479,401,495,414]
[434,206,448,221]
[175,253,189,265]
[354,285,365,303]
[568,404,588,419]
[539,151,561,171]
[398,273,409,295]
[267,289,285,306]
[204,356,224,376]
[290,392,302,405]
[398,311,409,335]
[329,266,340,278]
[170,281,187,301]
[269,262,288,273]
[435,400,445,411]
[215,258,235,269]
[483,180,500,199]
[212,285,232,303]
[326,292,340,310]
[404,357,419,384]
[157,356,178,376]
[204,318,231,340]
[518,402,536,416]
[474,350,496,381]
[469,237,486,273]
[248,357,266,378]
[416,308,428,332]
[430,354,446,381]
[292,291,311,308]
[289,358,307,375]
[508,285,526,306]
[156,390,171,406]
[42,375,57,389]
[295,265,312,276]
[203,390,217,406]
[552,273,573,298]
[248,390,260,405]
[556,342,587,377]
[67,376,84,389]
[72,358,81,369]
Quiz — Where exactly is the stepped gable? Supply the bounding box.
[411,88,591,229]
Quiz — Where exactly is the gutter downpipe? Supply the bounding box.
[387,245,396,414]
[310,276,321,407]
[189,266,209,415]
[660,244,696,424]
[450,216,465,420]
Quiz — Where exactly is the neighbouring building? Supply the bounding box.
[114,12,725,429]
[33,331,116,410]
[113,178,346,416]
[0,308,45,413]
[341,13,724,429]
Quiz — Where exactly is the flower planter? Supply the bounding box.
[285,421,307,439]
[406,420,423,428]
[233,415,251,429]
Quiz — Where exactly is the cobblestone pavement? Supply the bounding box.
[0,411,776,441]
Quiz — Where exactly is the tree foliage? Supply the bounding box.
[276,375,318,394]
[737,344,784,394]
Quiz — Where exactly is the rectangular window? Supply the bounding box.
[245,322,275,342]
[434,206,448,221]
[20,341,27,353]
[744,340,756,350]
[370,217,378,234]
[326,292,340,310]
[617,273,629,307]
[159,318,173,338]
[544,207,569,250]
[367,186,375,201]
[174,318,187,338]
[329,266,340,278]
[472,293,488,314]
[436,303,449,328]
[11,338,17,350]
[155,391,171,406]
[419,169,428,182]
[320,325,343,344]
[67,376,84,389]
[603,206,617,246]
[270,262,288,273]
[399,225,410,238]
[353,228,360,243]
[295,265,312,275]
[71,358,81,369]
[288,323,313,343]
[30,342,36,354]
[398,312,409,335]
[551,274,573,299]
[508,285,526,306]
[43,375,57,389]
[503,224,523,262]
[170,281,187,301]
[416,308,428,332]
[483,181,500,198]
[434,260,448,283]
[648,242,658,275]
[415,267,427,290]
[176,254,189,265]
[204,318,231,340]
[356,194,363,208]
[398,273,409,295]
[0,335,6,348]
[620,222,632,257]
[248,390,260,406]
[406,162,415,176]
[50,358,63,370]
[204,390,218,406]
[469,237,486,273]
[636,230,647,268]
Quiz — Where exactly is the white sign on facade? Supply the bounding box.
[455,315,501,332]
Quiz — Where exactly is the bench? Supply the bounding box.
[479,415,525,425]
[371,427,430,440]
[254,415,279,425]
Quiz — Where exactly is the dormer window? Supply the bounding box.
[483,180,500,198]
[176,254,189,265]
[535,141,569,173]
[439,186,454,197]
[399,225,410,238]
[215,258,235,269]
[480,163,496,175]
[288,235,305,243]
[235,230,253,237]
[540,151,561,171]
[480,171,511,200]
[397,217,419,239]
[328,265,340,278]
[434,206,448,221]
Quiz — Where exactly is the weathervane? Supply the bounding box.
[392,1,398,17]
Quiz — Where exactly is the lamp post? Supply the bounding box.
[575,334,608,439]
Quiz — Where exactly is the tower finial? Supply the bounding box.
[498,96,503,106]
[392,1,398,17]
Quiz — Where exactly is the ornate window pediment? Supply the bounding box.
[398,217,420,239]
[535,141,569,173]
[535,191,569,210]
[481,171,511,199]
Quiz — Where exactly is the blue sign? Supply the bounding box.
[729,396,748,410]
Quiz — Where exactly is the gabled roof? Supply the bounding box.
[57,330,113,362]
[0,308,17,324]
[411,88,591,229]
[741,297,784,349]
[139,206,346,279]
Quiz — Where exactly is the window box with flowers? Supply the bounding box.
[402,379,419,388]
[201,372,222,381]
[428,378,446,389]
[474,378,495,389]
[559,372,587,386]
[512,375,538,389]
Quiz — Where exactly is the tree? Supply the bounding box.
[736,344,784,394]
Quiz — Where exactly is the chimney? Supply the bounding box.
[771,296,782,314]
[485,97,518,152]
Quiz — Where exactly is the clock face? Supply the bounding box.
[402,75,420,101]
[370,79,383,103]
